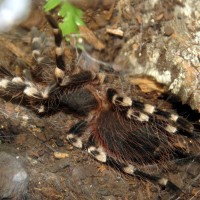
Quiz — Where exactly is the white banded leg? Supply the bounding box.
[107,88,193,136]
[0,75,42,99]
[86,136,107,163]
[66,120,87,149]
[86,144,182,193]
[87,146,107,163]
[130,100,194,134]
[0,67,60,113]
[45,15,102,90]
[45,14,66,83]
[31,27,48,64]
[106,156,182,193]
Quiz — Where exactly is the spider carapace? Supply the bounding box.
[0,14,199,197]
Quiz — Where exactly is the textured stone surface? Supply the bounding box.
[114,0,200,111]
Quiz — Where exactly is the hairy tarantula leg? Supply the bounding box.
[86,138,182,193]
[86,136,107,163]
[0,67,61,113]
[0,66,44,99]
[45,14,105,89]
[0,66,14,77]
[107,88,194,136]
[131,102,194,133]
[31,27,49,64]
[45,14,66,82]
[66,120,88,148]
[106,157,182,193]
[60,70,100,88]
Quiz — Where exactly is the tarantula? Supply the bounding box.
[0,14,199,197]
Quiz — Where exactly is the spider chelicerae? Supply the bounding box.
[0,14,199,198]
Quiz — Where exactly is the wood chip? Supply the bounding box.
[15,134,27,145]
[79,25,105,50]
[164,26,174,36]
[105,1,116,20]
[40,187,61,198]
[54,152,69,159]
[155,13,164,21]
[130,77,166,93]
[135,13,142,24]
[106,28,124,37]
[0,37,32,65]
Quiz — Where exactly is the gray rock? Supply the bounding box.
[0,152,29,199]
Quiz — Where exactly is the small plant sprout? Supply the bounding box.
[44,0,85,49]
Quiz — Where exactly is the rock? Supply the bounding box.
[164,26,174,36]
[0,152,29,199]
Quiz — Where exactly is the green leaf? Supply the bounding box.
[58,2,72,17]
[58,2,85,35]
[44,0,85,49]
[59,15,78,35]
[44,0,61,12]
[60,3,84,24]
[75,16,85,26]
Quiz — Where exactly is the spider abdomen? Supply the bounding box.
[95,109,187,167]
[60,88,99,116]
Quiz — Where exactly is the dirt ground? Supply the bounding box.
[0,0,200,200]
